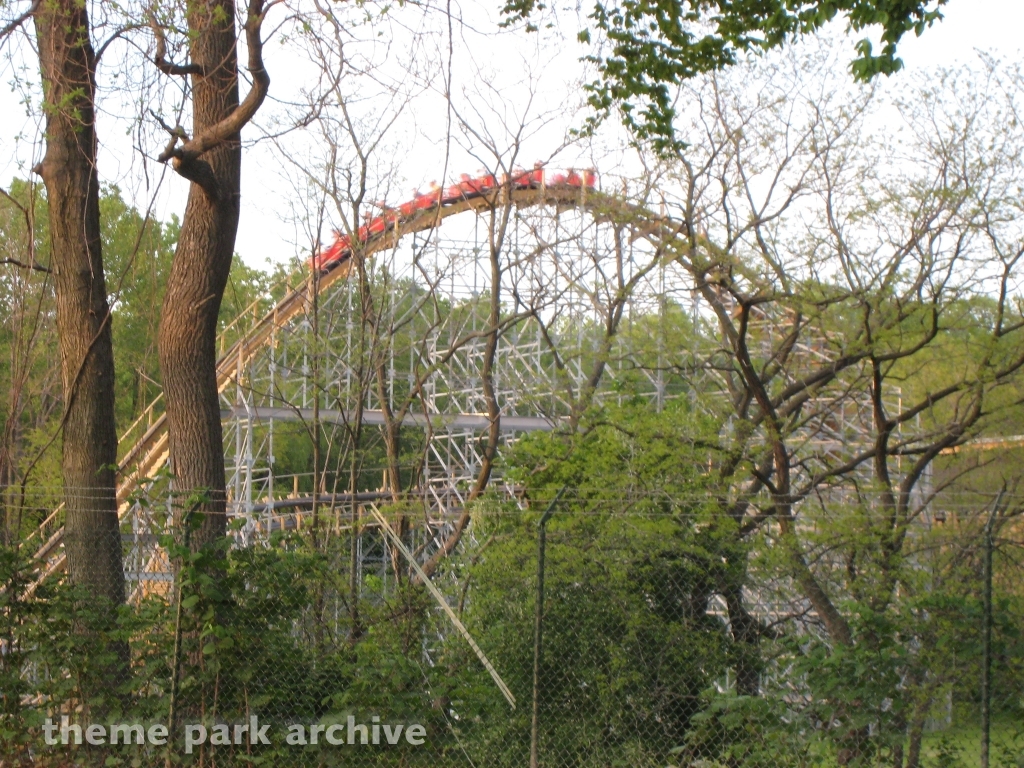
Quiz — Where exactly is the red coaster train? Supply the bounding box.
[310,167,597,273]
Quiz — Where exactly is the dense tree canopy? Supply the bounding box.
[0,183,270,536]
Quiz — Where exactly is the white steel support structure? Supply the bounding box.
[24,175,922,611]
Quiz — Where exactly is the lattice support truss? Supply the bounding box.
[25,181,926,612]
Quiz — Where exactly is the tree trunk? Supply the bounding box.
[905,713,926,768]
[723,582,761,696]
[33,0,128,678]
[158,0,243,547]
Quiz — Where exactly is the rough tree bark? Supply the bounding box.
[32,0,128,671]
[155,0,269,546]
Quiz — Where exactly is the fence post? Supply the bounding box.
[981,489,1004,768]
[531,487,566,768]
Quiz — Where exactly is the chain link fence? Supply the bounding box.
[2,491,1023,768]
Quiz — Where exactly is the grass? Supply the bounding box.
[919,714,1023,768]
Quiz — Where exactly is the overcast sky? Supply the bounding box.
[1,0,1021,270]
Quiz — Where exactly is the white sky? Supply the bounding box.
[893,0,1024,70]
[1,0,1022,270]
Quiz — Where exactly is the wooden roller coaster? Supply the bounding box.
[22,166,681,586]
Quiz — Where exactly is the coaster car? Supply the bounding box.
[310,167,597,273]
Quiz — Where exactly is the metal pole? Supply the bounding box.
[981,489,1003,768]
[166,508,194,768]
[531,487,566,768]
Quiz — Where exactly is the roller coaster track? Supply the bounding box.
[24,168,1017,586]
[24,178,675,584]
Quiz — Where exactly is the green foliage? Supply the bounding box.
[501,0,947,149]
[1,516,464,766]
[456,505,734,764]
[0,180,61,534]
[0,544,41,760]
[0,542,136,762]
[442,397,738,765]
[683,691,822,768]
[101,186,178,430]
[0,181,276,539]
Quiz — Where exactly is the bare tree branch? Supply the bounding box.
[148,9,205,76]
[156,0,275,195]
[0,0,41,42]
